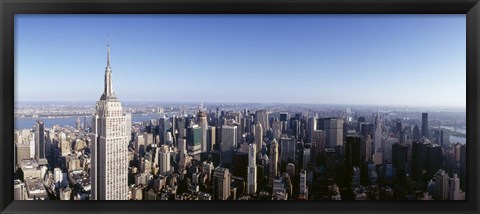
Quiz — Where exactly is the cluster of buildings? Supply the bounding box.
[13,41,466,201]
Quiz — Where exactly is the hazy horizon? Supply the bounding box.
[16,14,466,108]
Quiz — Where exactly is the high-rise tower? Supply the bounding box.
[422,113,429,139]
[247,143,257,195]
[35,120,45,160]
[91,37,130,200]
[374,112,382,151]
[269,139,279,182]
[197,109,208,153]
[254,123,263,154]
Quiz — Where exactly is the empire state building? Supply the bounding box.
[90,37,131,200]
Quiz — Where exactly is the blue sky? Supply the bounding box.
[15,15,466,107]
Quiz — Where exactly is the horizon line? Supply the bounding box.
[15,100,467,109]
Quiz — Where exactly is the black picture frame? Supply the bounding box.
[1,0,479,213]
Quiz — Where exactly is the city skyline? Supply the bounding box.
[16,14,466,108]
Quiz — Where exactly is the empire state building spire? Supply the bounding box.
[101,35,116,100]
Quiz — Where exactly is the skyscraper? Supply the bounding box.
[247,143,257,195]
[280,137,296,166]
[187,125,202,157]
[207,126,216,152]
[307,116,317,144]
[422,113,429,139]
[221,125,237,165]
[91,38,129,200]
[255,123,263,154]
[197,109,208,153]
[76,117,81,130]
[299,169,308,200]
[318,118,344,148]
[213,167,231,200]
[392,143,408,178]
[449,174,461,200]
[269,139,279,181]
[374,112,382,151]
[157,145,171,175]
[255,109,269,131]
[413,124,421,141]
[434,169,449,200]
[35,120,45,160]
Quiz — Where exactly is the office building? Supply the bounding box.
[221,125,237,165]
[197,109,208,153]
[271,120,282,141]
[255,123,263,154]
[449,174,461,200]
[91,39,130,200]
[345,136,361,167]
[157,145,171,175]
[434,169,449,200]
[422,113,429,139]
[207,126,216,152]
[280,137,296,165]
[35,120,45,160]
[311,130,325,162]
[303,148,310,170]
[299,169,308,200]
[307,116,317,144]
[213,167,231,200]
[255,110,269,131]
[392,143,408,178]
[187,125,202,156]
[374,113,382,151]
[413,125,421,141]
[247,143,257,195]
[318,118,343,147]
[269,139,279,181]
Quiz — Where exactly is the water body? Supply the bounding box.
[439,125,466,135]
[15,114,161,130]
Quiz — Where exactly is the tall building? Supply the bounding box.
[207,126,216,152]
[299,169,308,200]
[76,117,81,130]
[269,139,279,181]
[392,143,408,178]
[318,118,343,147]
[449,174,461,200]
[345,136,361,167]
[35,120,45,160]
[15,142,30,166]
[247,143,257,195]
[434,169,449,200]
[413,125,421,141]
[197,109,208,153]
[213,167,231,200]
[221,125,237,165]
[187,125,202,156]
[255,110,269,131]
[374,112,382,151]
[255,123,263,154]
[302,148,310,170]
[91,38,129,200]
[412,141,427,181]
[280,137,296,165]
[311,130,325,163]
[157,145,171,175]
[307,116,317,144]
[422,113,429,139]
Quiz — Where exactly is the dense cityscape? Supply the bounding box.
[13,41,467,201]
